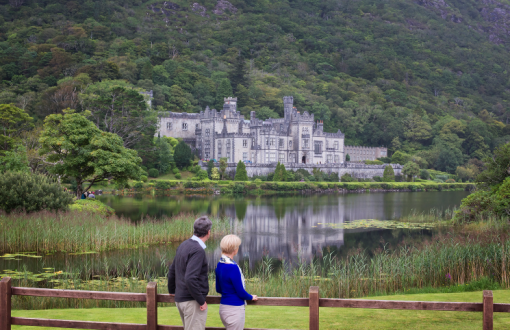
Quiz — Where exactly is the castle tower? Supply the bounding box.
[283,96,294,119]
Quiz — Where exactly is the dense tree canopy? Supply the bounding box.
[39,110,143,198]
[1,0,510,173]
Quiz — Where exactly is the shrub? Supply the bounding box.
[0,171,74,213]
[175,173,182,179]
[211,168,220,180]
[133,181,144,189]
[155,181,172,190]
[420,169,430,180]
[148,168,159,178]
[254,178,262,184]
[341,173,356,182]
[233,182,246,194]
[190,165,201,174]
[345,154,350,161]
[196,169,209,181]
[445,179,456,183]
[172,167,180,175]
[330,172,340,182]
[69,199,115,217]
[373,176,382,182]
[364,160,384,165]
[140,175,148,182]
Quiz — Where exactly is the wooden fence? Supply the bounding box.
[0,276,506,330]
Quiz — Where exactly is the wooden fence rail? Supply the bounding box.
[0,277,506,330]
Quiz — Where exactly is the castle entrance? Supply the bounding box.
[302,155,306,164]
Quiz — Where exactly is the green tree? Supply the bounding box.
[234,160,248,181]
[404,113,432,142]
[219,157,228,180]
[0,104,33,152]
[207,159,214,179]
[39,110,143,198]
[216,78,233,108]
[391,151,411,165]
[256,106,279,121]
[345,154,350,161]
[0,171,73,213]
[169,85,193,112]
[211,167,220,180]
[273,162,287,182]
[402,161,420,182]
[383,165,395,182]
[435,145,464,173]
[477,142,510,189]
[81,81,157,148]
[174,141,192,169]
[230,55,248,95]
[0,145,29,173]
[154,138,173,174]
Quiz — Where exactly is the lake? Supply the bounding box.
[0,191,469,278]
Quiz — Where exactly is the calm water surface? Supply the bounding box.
[1,191,469,276]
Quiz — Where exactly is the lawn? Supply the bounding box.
[11,290,510,329]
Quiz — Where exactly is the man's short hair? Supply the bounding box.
[194,216,212,238]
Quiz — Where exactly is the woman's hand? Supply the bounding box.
[252,295,258,301]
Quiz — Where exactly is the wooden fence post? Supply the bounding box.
[0,277,12,330]
[309,286,319,330]
[483,290,493,330]
[147,282,158,330]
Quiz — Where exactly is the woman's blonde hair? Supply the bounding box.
[220,235,242,254]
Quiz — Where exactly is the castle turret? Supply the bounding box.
[283,96,293,119]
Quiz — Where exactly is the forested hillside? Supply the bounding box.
[1,0,510,175]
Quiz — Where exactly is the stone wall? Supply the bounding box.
[200,162,402,179]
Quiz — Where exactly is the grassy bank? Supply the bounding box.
[112,180,472,196]
[0,211,234,254]
[11,290,510,329]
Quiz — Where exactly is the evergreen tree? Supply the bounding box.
[174,141,192,169]
[383,165,395,182]
[230,55,248,94]
[273,162,287,181]
[219,157,228,180]
[154,138,173,174]
[234,160,248,181]
[207,159,214,179]
[216,78,233,108]
[345,154,350,161]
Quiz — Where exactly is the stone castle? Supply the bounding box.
[158,96,387,165]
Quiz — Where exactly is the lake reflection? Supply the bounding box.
[99,191,469,268]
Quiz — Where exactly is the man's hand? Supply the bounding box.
[200,302,208,311]
[252,295,258,301]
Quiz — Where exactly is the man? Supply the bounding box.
[168,216,212,330]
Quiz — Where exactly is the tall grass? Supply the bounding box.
[0,211,235,254]
[7,228,510,310]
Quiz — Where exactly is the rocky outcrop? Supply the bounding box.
[212,0,238,15]
[191,3,209,17]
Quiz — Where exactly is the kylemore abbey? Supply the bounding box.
[158,96,387,164]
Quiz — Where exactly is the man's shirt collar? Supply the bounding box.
[191,235,206,249]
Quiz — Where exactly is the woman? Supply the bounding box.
[215,235,258,330]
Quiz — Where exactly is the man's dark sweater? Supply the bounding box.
[168,238,209,306]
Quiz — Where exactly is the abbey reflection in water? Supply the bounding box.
[101,191,469,266]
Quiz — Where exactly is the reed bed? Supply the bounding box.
[7,227,510,310]
[0,211,235,254]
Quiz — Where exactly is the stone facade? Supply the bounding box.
[158,96,389,175]
[159,96,348,164]
[344,146,388,162]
